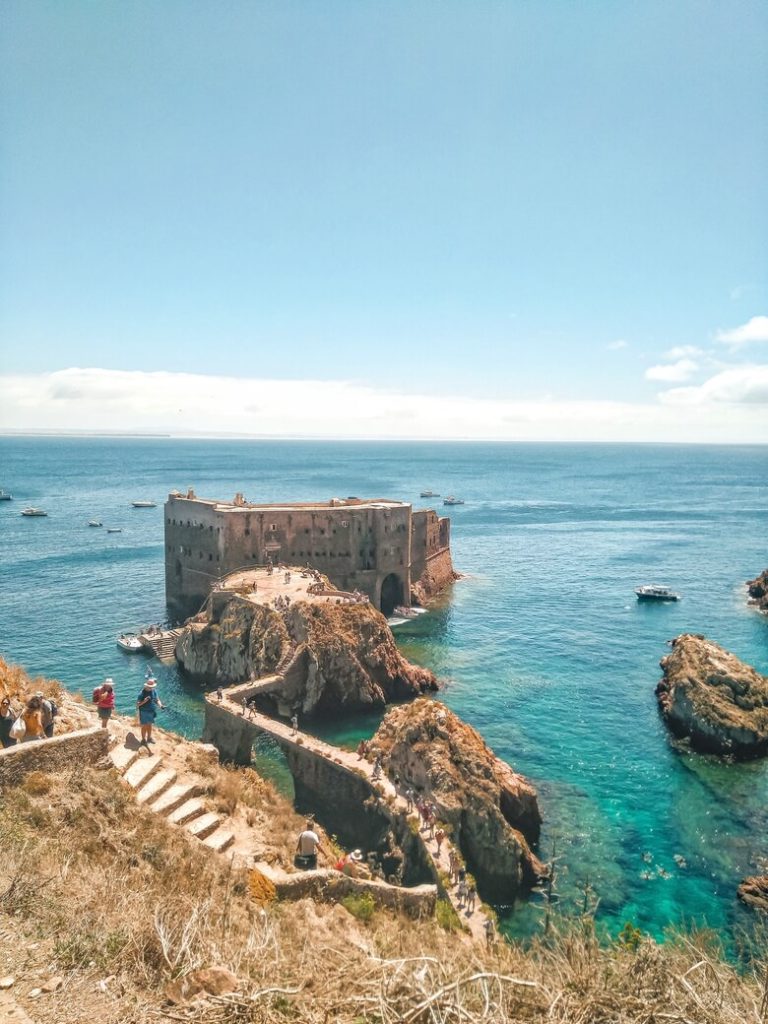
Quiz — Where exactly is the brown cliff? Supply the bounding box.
[656,634,768,758]
[737,875,768,912]
[371,698,545,903]
[410,551,460,607]
[747,569,768,613]
[176,594,437,716]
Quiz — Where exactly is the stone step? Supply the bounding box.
[124,754,163,790]
[151,782,202,816]
[136,767,177,805]
[110,744,139,774]
[185,812,222,840]
[203,829,235,854]
[168,797,207,826]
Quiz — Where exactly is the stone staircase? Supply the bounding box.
[109,742,235,854]
[138,628,184,661]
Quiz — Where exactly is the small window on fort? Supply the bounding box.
[245,529,250,536]
[270,524,277,531]
[341,520,348,528]
[305,528,309,534]
[209,554,213,561]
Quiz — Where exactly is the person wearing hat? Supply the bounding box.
[96,679,116,729]
[137,677,164,745]
[0,696,16,748]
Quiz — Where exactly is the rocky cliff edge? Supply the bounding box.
[176,594,437,716]
[747,568,768,613]
[656,634,768,759]
[371,698,545,903]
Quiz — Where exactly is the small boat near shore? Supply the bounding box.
[0,490,13,501]
[107,527,122,533]
[88,520,103,527]
[420,489,440,498]
[132,500,156,508]
[21,507,48,517]
[443,496,465,506]
[117,633,145,653]
[635,585,680,602]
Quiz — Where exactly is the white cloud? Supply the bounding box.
[644,359,699,382]
[606,339,628,350]
[0,367,767,443]
[663,345,703,360]
[659,365,768,406]
[716,315,768,346]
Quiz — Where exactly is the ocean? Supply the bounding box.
[1,436,766,945]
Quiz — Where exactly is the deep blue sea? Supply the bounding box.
[1,437,767,944]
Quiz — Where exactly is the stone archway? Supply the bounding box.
[379,573,403,617]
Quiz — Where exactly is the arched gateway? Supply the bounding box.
[379,573,403,616]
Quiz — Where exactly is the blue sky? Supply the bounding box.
[1,1,766,439]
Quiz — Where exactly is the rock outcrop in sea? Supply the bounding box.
[747,569,768,613]
[176,593,437,715]
[371,697,546,903]
[737,874,768,913]
[656,634,768,759]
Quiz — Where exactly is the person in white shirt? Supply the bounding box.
[295,820,327,869]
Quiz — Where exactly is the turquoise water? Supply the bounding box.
[1,437,767,943]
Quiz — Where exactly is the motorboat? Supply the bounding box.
[0,490,12,501]
[443,496,465,506]
[393,605,419,619]
[21,507,48,517]
[132,500,156,508]
[635,585,680,602]
[420,490,440,498]
[117,633,144,653]
[88,520,103,527]
[107,527,122,533]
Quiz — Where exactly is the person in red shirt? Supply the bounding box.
[96,679,116,729]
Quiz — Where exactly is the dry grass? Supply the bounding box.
[0,763,766,1024]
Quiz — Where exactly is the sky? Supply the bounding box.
[1,1,766,441]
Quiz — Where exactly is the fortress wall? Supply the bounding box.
[410,510,452,584]
[165,498,226,615]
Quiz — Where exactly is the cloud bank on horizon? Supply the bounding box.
[1,354,766,443]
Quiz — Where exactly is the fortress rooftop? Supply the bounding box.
[168,491,409,512]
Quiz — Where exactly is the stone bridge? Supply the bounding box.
[203,683,491,941]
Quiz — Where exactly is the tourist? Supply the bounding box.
[457,866,466,888]
[484,917,495,944]
[0,697,16,748]
[38,691,57,738]
[356,739,367,760]
[372,755,382,781]
[216,686,223,702]
[457,879,468,909]
[405,787,414,813]
[246,697,258,720]
[22,696,45,741]
[448,849,458,882]
[96,679,115,729]
[137,678,164,745]
[295,820,326,870]
[290,713,298,735]
[434,827,445,855]
[392,772,400,793]
[466,884,477,914]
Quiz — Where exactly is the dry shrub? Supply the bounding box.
[22,770,52,795]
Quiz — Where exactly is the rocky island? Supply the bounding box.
[177,583,437,715]
[656,634,768,758]
[371,698,546,902]
[746,568,768,613]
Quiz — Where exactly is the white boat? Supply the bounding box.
[117,633,144,653]
[0,490,12,501]
[635,585,680,602]
[387,616,410,628]
[132,501,156,508]
[443,496,465,506]
[420,490,440,498]
[88,520,103,527]
[21,507,48,517]
[107,527,122,533]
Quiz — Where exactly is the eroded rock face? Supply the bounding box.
[656,634,768,759]
[410,552,460,607]
[372,698,545,903]
[737,875,768,913]
[176,595,437,715]
[747,569,768,613]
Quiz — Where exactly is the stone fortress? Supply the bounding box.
[164,490,456,618]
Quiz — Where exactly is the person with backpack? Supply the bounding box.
[37,691,58,738]
[137,678,164,745]
[22,695,45,741]
[94,679,115,728]
[0,697,17,748]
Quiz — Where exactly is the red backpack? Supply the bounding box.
[92,686,103,704]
